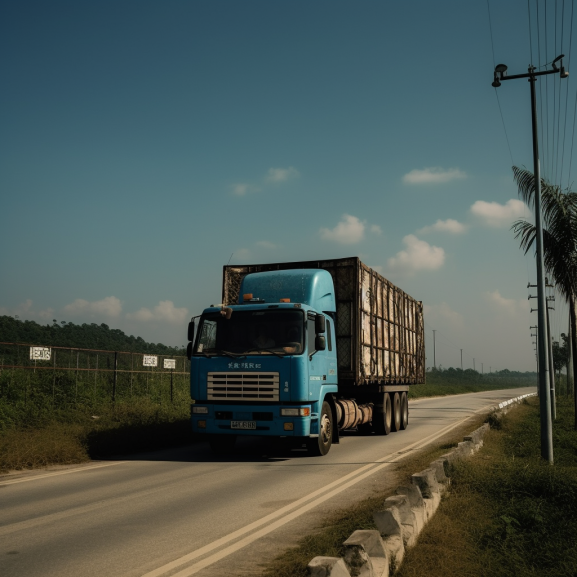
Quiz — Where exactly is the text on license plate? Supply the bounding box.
[231,420,256,430]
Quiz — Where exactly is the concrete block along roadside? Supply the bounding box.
[307,392,536,577]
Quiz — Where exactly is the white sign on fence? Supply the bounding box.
[29,347,51,361]
[163,359,176,370]
[143,355,158,367]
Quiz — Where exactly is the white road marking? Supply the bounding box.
[0,461,126,486]
[142,404,492,577]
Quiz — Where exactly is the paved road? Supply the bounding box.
[0,387,534,577]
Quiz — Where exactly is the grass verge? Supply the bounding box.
[396,395,577,577]
[409,381,533,399]
[0,400,192,473]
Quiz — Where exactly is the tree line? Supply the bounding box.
[0,315,186,356]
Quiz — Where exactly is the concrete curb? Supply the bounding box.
[307,392,536,576]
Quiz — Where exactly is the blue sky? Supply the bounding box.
[1,0,575,371]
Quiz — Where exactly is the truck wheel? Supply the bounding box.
[373,393,392,435]
[392,393,401,432]
[209,434,236,455]
[400,392,409,430]
[307,401,332,456]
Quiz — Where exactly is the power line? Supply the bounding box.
[487,0,515,166]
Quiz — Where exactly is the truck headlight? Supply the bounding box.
[193,406,208,414]
[281,408,310,417]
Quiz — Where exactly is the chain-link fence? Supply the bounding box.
[0,342,190,408]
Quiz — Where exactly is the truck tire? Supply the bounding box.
[373,393,392,435]
[392,392,401,432]
[209,434,237,455]
[307,401,333,456]
[400,392,409,430]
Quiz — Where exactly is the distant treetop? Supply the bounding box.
[0,316,185,355]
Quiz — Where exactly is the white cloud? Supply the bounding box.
[403,167,467,185]
[370,224,383,235]
[232,183,251,196]
[126,300,189,324]
[320,214,365,244]
[0,299,54,321]
[265,166,299,184]
[423,302,464,329]
[63,296,122,318]
[387,234,445,274]
[232,166,299,196]
[256,240,277,249]
[418,218,467,235]
[485,290,524,315]
[470,199,527,227]
[232,248,251,261]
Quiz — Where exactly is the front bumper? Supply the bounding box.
[191,403,314,436]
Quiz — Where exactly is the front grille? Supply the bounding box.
[207,372,279,401]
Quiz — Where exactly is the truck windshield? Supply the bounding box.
[194,309,305,356]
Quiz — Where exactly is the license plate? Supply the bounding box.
[231,420,257,430]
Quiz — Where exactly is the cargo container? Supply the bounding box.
[187,257,425,456]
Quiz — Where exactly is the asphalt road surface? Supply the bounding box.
[0,387,534,577]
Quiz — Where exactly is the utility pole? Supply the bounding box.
[460,349,463,370]
[546,285,556,420]
[492,56,568,463]
[569,316,574,398]
[531,325,538,386]
[433,330,436,369]
[473,358,475,372]
[481,363,484,375]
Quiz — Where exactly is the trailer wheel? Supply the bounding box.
[209,434,236,455]
[308,401,333,456]
[374,393,392,435]
[400,392,409,430]
[391,393,402,432]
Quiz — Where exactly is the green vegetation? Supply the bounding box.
[410,366,537,399]
[398,396,577,577]
[0,400,192,473]
[0,315,185,354]
[0,316,192,473]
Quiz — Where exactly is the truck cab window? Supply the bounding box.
[307,315,316,356]
[197,320,216,352]
[194,310,304,355]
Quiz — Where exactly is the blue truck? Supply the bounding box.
[187,257,425,456]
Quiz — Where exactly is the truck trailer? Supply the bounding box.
[187,257,425,456]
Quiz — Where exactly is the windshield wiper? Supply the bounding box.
[213,349,245,358]
[198,349,246,359]
[242,348,285,358]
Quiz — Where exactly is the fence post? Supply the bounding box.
[53,349,56,406]
[112,351,117,403]
[170,368,174,403]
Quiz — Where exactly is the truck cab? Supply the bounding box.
[189,269,339,455]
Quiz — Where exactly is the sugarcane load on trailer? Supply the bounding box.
[187,257,425,456]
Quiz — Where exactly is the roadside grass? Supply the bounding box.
[396,396,577,577]
[0,399,191,473]
[0,374,533,474]
[260,414,489,577]
[409,380,534,399]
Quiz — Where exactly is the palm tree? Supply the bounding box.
[511,166,577,428]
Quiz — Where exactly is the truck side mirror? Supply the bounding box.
[186,342,193,360]
[315,335,326,351]
[187,320,195,342]
[315,314,326,334]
